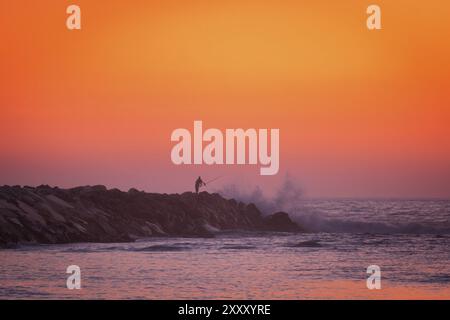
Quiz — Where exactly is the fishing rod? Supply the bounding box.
[204,176,224,185]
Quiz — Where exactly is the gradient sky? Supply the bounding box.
[1,0,450,198]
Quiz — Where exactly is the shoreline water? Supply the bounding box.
[1,231,449,299]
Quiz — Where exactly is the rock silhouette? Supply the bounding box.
[0,185,302,245]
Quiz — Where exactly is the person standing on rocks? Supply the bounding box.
[195,176,206,194]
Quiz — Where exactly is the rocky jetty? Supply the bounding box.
[0,185,302,246]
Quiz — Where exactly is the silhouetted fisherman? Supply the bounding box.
[195,176,206,194]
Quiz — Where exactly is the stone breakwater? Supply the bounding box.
[0,185,302,245]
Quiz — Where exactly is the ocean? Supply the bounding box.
[1,199,449,299]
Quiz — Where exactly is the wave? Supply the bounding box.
[217,174,303,215]
[220,244,256,250]
[60,243,193,253]
[62,245,124,253]
[217,176,450,235]
[286,240,323,247]
[133,244,192,252]
[291,212,450,235]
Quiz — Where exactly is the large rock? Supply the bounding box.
[0,185,302,245]
[263,212,303,232]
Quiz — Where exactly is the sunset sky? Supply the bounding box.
[1,0,449,198]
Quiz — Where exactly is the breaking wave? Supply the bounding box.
[217,175,450,235]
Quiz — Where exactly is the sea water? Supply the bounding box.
[0,199,449,299]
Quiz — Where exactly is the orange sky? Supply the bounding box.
[1,0,450,197]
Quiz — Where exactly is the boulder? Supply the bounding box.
[263,211,302,232]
